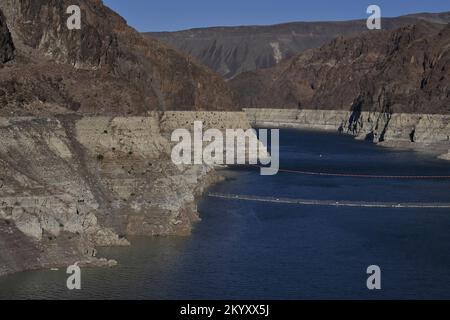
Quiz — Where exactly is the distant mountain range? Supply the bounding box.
[145,12,450,79]
[229,21,450,114]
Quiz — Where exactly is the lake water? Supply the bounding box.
[1,129,450,299]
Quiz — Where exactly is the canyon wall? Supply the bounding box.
[0,111,255,276]
[245,108,450,155]
[232,23,450,115]
[0,1,265,277]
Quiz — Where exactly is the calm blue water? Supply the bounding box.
[1,129,450,299]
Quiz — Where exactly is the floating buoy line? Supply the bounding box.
[247,165,450,180]
[208,193,450,209]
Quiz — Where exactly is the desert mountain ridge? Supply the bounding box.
[146,11,450,79]
[230,21,450,114]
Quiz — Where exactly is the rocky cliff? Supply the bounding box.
[245,108,450,160]
[0,111,259,276]
[147,12,450,79]
[231,22,450,115]
[0,0,246,276]
[246,108,450,142]
[0,0,237,114]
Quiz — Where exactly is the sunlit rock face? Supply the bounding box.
[0,0,237,114]
[231,23,450,115]
[0,0,244,276]
[0,111,258,276]
[245,108,450,142]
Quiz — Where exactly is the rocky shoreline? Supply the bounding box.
[1,0,449,281]
[0,112,251,277]
[1,109,449,276]
[244,108,450,160]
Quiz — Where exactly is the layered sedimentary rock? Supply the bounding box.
[245,108,450,159]
[147,12,450,79]
[231,22,450,115]
[160,111,270,164]
[0,111,256,276]
[0,0,246,276]
[160,111,251,131]
[0,0,237,114]
[246,108,450,143]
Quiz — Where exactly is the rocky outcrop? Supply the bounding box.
[0,0,246,276]
[245,108,450,158]
[439,150,450,160]
[147,12,450,79]
[0,0,237,113]
[232,22,450,115]
[0,111,255,276]
[245,108,450,142]
[0,10,14,64]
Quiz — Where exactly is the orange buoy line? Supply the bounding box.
[248,165,450,180]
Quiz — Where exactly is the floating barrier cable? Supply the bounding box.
[208,193,450,209]
[249,165,450,180]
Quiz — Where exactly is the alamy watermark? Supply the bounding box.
[67,5,81,30]
[171,121,279,175]
[367,5,381,30]
[367,265,381,290]
[66,263,81,290]
[66,5,381,31]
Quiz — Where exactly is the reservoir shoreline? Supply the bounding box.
[2,128,450,299]
[1,110,450,277]
[244,108,450,160]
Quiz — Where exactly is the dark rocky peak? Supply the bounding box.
[0,0,237,114]
[230,22,450,114]
[1,0,176,74]
[1,0,128,69]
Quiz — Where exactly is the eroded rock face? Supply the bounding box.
[0,10,14,64]
[0,112,253,275]
[0,1,246,276]
[0,0,237,114]
[245,108,450,145]
[231,22,450,115]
